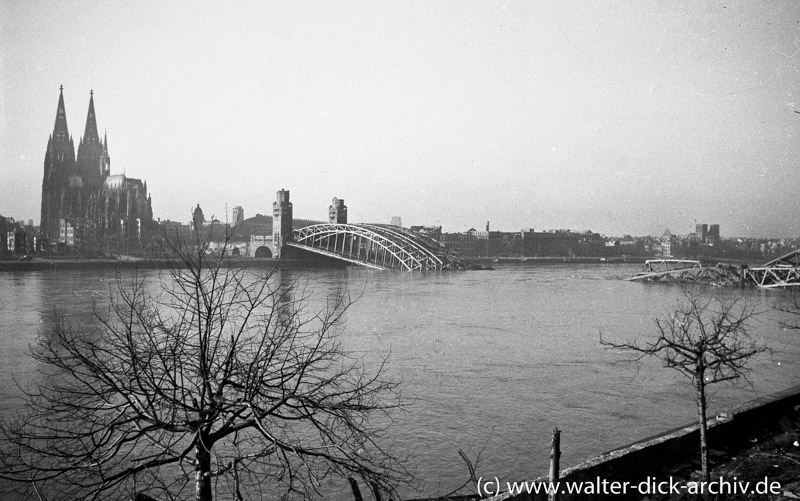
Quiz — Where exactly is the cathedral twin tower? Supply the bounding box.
[40,86,153,246]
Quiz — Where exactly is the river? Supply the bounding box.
[0,262,798,499]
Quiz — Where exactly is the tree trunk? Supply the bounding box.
[695,373,709,482]
[196,439,213,501]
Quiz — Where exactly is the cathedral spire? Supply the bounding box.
[83,90,100,145]
[42,85,76,241]
[77,90,105,179]
[101,129,111,177]
[53,85,70,144]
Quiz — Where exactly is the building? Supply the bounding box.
[521,229,578,257]
[272,189,293,258]
[232,206,244,226]
[661,229,673,257]
[0,217,28,254]
[329,198,347,224]
[482,231,519,256]
[192,204,205,230]
[40,87,153,249]
[695,224,708,243]
[708,224,720,242]
[439,232,481,256]
[390,216,402,227]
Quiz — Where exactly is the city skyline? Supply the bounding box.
[2,2,800,238]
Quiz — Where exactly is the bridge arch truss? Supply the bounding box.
[629,250,800,289]
[743,249,800,288]
[289,223,466,271]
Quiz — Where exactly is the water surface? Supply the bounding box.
[0,263,797,498]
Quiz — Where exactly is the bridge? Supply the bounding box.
[288,223,468,271]
[627,259,747,286]
[628,249,800,289]
[743,249,800,289]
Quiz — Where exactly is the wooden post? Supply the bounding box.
[349,477,364,501]
[548,427,561,501]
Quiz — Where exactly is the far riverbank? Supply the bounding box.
[0,255,348,272]
[1,255,650,272]
[0,255,758,272]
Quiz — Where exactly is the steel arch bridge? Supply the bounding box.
[288,223,467,271]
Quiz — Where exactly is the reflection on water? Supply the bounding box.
[0,263,798,498]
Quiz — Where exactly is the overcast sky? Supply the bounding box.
[2,1,799,237]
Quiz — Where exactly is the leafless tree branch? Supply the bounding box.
[0,229,409,500]
[600,288,767,481]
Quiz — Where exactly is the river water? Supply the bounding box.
[0,262,798,498]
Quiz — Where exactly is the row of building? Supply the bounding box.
[5,203,796,263]
[435,225,617,258]
[173,195,765,263]
[7,87,796,263]
[0,217,33,255]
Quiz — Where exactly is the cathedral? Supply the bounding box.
[40,86,153,248]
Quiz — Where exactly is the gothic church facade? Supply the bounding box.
[40,86,153,247]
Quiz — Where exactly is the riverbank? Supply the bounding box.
[3,255,758,273]
[0,255,646,272]
[468,256,648,266]
[0,255,348,272]
[477,384,800,501]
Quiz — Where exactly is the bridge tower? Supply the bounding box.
[328,197,347,224]
[231,205,244,226]
[272,189,293,258]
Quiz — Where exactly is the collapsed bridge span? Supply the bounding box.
[629,250,800,289]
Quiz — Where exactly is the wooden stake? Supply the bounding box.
[549,427,561,501]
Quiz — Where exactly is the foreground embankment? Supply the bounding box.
[482,385,800,500]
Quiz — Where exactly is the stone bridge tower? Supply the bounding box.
[328,197,347,224]
[272,189,293,258]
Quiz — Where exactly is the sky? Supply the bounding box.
[1,1,799,238]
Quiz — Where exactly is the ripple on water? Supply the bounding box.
[1,264,798,498]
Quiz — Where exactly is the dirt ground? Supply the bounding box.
[646,413,800,500]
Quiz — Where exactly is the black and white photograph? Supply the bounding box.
[1,1,799,499]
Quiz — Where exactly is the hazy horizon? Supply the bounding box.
[2,1,799,238]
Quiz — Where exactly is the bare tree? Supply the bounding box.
[0,234,407,500]
[777,289,800,332]
[600,289,767,481]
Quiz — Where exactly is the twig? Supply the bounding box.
[458,449,478,491]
